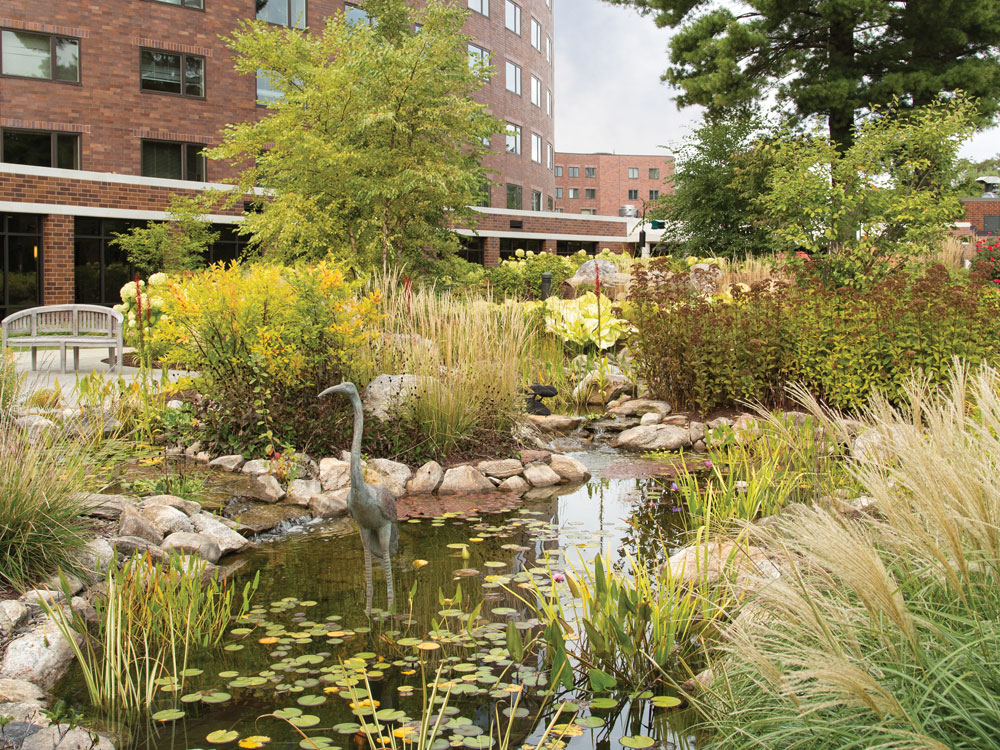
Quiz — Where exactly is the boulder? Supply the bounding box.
[184,441,202,457]
[310,490,349,518]
[497,476,530,494]
[640,412,661,426]
[77,539,115,577]
[287,479,323,507]
[476,459,524,480]
[665,541,779,590]
[732,414,760,442]
[256,474,286,503]
[407,461,445,495]
[548,454,591,483]
[519,450,551,464]
[139,494,201,516]
[110,536,167,562]
[21,726,116,750]
[76,493,134,521]
[19,588,66,612]
[15,415,56,440]
[689,421,706,444]
[160,532,222,564]
[361,374,427,421]
[189,513,250,556]
[707,417,732,431]
[522,462,562,488]
[118,510,164,545]
[193,451,211,463]
[689,263,723,295]
[367,459,412,499]
[569,258,618,286]
[852,425,914,464]
[0,679,46,705]
[0,601,28,635]
[0,617,81,689]
[139,504,194,536]
[608,399,672,418]
[209,454,246,472]
[241,459,271,476]
[438,466,495,496]
[526,415,588,435]
[680,667,715,695]
[613,424,692,452]
[69,596,99,628]
[319,458,352,492]
[572,369,634,406]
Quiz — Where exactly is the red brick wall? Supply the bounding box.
[554,153,675,216]
[41,213,73,304]
[471,211,628,237]
[961,198,1000,234]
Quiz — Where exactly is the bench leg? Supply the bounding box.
[74,347,80,372]
[60,345,68,374]
[109,347,118,373]
[31,347,37,371]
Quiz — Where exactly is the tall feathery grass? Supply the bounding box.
[698,364,1000,749]
[0,347,23,417]
[0,413,92,592]
[355,275,537,456]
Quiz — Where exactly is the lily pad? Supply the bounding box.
[206,729,240,744]
[620,737,655,749]
[151,708,185,722]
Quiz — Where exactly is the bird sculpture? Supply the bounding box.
[319,382,399,616]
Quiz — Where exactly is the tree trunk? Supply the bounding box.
[827,17,856,152]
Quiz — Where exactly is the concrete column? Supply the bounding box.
[42,214,75,305]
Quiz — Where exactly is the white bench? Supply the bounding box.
[1,305,124,374]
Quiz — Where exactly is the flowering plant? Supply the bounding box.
[114,273,172,360]
[972,236,1000,286]
[527,292,633,351]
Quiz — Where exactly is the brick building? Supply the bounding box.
[553,152,674,217]
[0,0,650,319]
[960,197,1000,237]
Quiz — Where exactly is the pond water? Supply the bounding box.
[59,449,702,750]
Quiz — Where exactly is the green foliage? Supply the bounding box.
[628,259,1000,413]
[113,273,173,362]
[659,110,775,259]
[0,413,91,592]
[528,293,633,353]
[212,0,499,271]
[758,98,978,290]
[485,250,583,300]
[159,262,379,455]
[972,235,1000,286]
[44,555,258,718]
[698,366,1000,749]
[110,193,220,275]
[951,153,1000,196]
[603,0,1000,149]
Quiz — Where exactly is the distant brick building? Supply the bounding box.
[960,197,1000,237]
[553,152,675,217]
[0,0,649,319]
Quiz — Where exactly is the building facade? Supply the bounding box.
[553,152,674,217]
[0,0,644,320]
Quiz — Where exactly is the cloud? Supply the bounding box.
[555,0,999,161]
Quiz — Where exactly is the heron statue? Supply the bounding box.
[319,382,398,616]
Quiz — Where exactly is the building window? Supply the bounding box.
[532,190,542,211]
[1,30,80,83]
[256,0,307,28]
[140,50,204,97]
[627,167,639,179]
[256,70,283,102]
[546,35,551,63]
[568,167,579,178]
[585,188,596,199]
[0,213,41,321]
[628,189,639,200]
[141,140,206,181]
[546,143,553,170]
[506,184,522,210]
[649,190,660,200]
[568,188,579,199]
[500,238,542,260]
[1,129,79,169]
[458,236,485,266]
[546,89,552,116]
[555,187,563,198]
[554,165,562,177]
[649,167,660,180]
[530,75,541,107]
[984,216,1000,234]
[505,60,521,94]
[151,0,204,8]
[531,133,542,163]
[468,44,490,78]
[344,3,370,24]
[580,209,596,215]
[531,18,542,51]
[505,123,522,155]
[74,217,142,306]
[468,0,489,17]
[505,1,521,34]
[557,240,597,256]
[585,167,596,178]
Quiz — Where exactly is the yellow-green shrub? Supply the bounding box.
[160,262,379,454]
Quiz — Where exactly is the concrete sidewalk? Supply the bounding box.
[10,347,186,407]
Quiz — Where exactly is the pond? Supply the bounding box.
[58,449,701,750]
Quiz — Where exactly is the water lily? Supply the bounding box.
[238,737,270,749]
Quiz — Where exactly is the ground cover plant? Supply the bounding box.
[696,365,1000,748]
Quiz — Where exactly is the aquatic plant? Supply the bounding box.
[698,364,1000,749]
[44,555,259,719]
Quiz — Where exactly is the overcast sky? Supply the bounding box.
[554,0,999,163]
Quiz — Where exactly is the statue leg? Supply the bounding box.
[378,525,395,614]
[363,544,374,617]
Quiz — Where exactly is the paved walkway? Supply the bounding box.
[10,347,184,407]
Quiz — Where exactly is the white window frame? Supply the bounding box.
[505,60,521,94]
[506,123,522,155]
[505,1,521,34]
[531,18,542,51]
[531,132,542,163]
[468,0,489,17]
[530,75,541,107]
